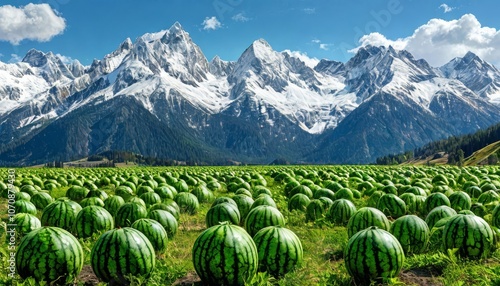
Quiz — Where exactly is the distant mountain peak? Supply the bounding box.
[22,49,48,67]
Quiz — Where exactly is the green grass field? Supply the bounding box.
[2,165,500,285]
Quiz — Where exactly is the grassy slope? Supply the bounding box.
[463,141,500,166]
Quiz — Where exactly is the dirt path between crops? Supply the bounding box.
[399,267,443,286]
[77,265,100,285]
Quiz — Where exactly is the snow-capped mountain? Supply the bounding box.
[1,22,500,165]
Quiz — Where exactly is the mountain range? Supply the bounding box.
[1,22,500,166]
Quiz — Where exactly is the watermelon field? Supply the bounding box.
[2,165,500,285]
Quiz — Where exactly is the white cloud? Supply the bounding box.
[303,8,316,14]
[0,4,66,45]
[8,54,22,63]
[283,50,320,69]
[232,13,250,22]
[439,3,455,13]
[202,16,222,30]
[319,44,331,51]
[350,14,500,67]
[311,39,332,51]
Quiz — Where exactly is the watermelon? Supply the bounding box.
[30,192,53,210]
[347,207,391,238]
[11,213,41,238]
[115,202,148,227]
[448,191,472,212]
[424,193,451,215]
[65,186,90,202]
[131,218,168,253]
[73,206,114,239]
[14,200,37,215]
[206,202,241,227]
[492,204,500,228]
[91,228,156,284]
[16,227,84,285]
[79,197,105,208]
[41,199,82,231]
[325,199,356,226]
[390,215,430,255]
[174,192,200,215]
[253,226,303,278]
[232,194,254,224]
[245,205,286,237]
[103,195,125,217]
[442,214,494,259]
[288,193,311,212]
[425,205,457,229]
[376,194,407,218]
[148,209,179,238]
[140,192,162,207]
[399,193,417,214]
[192,223,258,285]
[289,185,313,199]
[251,194,277,209]
[344,226,405,283]
[305,199,326,222]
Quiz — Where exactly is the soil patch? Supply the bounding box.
[172,271,203,286]
[399,267,443,286]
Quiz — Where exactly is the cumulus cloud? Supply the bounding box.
[202,16,222,30]
[439,4,455,13]
[0,4,66,45]
[350,14,500,67]
[232,12,250,22]
[283,50,320,69]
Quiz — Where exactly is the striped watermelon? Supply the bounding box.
[253,226,303,278]
[192,223,258,285]
[16,227,84,284]
[425,205,457,229]
[424,193,451,215]
[103,195,125,217]
[41,199,82,231]
[11,213,41,238]
[174,192,200,215]
[30,192,53,210]
[390,215,430,255]
[115,202,148,227]
[131,218,168,253]
[250,194,277,209]
[14,200,37,215]
[376,194,407,218]
[492,204,500,228]
[305,199,326,222]
[139,191,162,207]
[347,207,391,238]
[91,228,156,284]
[442,214,495,259]
[114,185,135,201]
[206,202,241,227]
[149,202,180,221]
[289,185,313,199]
[344,226,405,283]
[325,199,356,226]
[73,206,114,239]
[79,197,105,208]
[448,191,472,212]
[65,186,90,202]
[245,205,286,237]
[232,194,254,224]
[288,193,311,212]
[399,193,417,214]
[148,209,179,238]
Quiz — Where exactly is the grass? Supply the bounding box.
[463,141,500,166]
[1,165,500,285]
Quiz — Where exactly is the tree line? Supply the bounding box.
[376,122,500,165]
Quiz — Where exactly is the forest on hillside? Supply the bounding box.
[376,122,500,165]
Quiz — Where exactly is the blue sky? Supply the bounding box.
[0,0,499,67]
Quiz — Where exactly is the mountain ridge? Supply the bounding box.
[1,22,500,166]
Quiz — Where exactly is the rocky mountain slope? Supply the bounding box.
[1,22,499,165]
